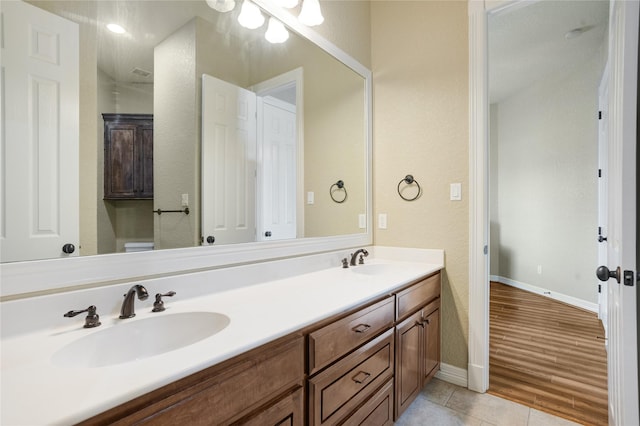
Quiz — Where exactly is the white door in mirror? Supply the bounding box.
[1,1,79,262]
[201,74,257,245]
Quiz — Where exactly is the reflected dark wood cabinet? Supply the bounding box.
[103,113,153,199]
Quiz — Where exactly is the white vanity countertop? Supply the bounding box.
[1,253,443,425]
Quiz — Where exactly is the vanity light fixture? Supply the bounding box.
[106,23,126,34]
[238,0,265,29]
[206,0,236,12]
[298,0,324,26]
[265,17,289,43]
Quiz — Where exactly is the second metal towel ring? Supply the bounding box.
[330,180,348,203]
[397,175,421,201]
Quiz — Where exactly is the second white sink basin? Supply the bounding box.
[52,312,230,368]
[349,263,399,275]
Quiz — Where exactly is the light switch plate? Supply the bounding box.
[181,193,189,207]
[450,183,462,201]
[307,192,314,205]
[378,213,387,229]
[358,214,366,229]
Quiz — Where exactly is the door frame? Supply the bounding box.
[252,68,304,238]
[468,4,639,423]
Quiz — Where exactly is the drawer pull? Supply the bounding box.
[352,371,371,384]
[352,324,371,333]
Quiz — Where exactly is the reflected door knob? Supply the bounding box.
[596,265,620,284]
[62,243,75,254]
[264,231,272,237]
[206,236,215,244]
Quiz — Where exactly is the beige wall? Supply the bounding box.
[371,1,470,370]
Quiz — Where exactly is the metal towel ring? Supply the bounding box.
[397,175,421,201]
[330,180,348,203]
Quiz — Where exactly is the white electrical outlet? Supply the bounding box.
[378,213,387,229]
[537,265,543,275]
[307,191,315,205]
[181,193,189,207]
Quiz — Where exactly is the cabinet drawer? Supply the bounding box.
[340,380,394,426]
[309,296,394,374]
[396,272,440,320]
[308,329,394,426]
[238,387,304,426]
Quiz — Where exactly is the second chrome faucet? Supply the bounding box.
[119,284,149,319]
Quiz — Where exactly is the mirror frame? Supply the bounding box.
[0,0,372,299]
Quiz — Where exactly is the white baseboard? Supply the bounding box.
[490,275,598,313]
[435,363,468,388]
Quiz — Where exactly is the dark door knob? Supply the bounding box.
[206,236,215,244]
[596,265,621,283]
[264,231,272,237]
[62,243,75,254]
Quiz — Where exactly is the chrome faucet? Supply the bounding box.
[350,248,369,266]
[119,284,149,319]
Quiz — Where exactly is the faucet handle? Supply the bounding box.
[359,254,365,265]
[63,305,101,328]
[342,258,349,268]
[152,291,176,312]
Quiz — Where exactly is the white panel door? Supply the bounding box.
[257,97,296,241]
[605,0,638,424]
[201,74,256,245]
[1,0,79,262]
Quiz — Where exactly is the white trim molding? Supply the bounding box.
[490,275,598,313]
[467,0,490,394]
[436,363,469,388]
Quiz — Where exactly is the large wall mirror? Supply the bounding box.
[0,0,371,296]
[1,0,369,264]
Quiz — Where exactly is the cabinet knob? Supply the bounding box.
[352,324,371,333]
[62,243,75,254]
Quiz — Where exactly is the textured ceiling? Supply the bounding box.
[489,0,609,103]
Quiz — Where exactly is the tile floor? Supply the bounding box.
[395,379,580,426]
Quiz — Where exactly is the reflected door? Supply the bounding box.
[201,74,257,245]
[258,97,296,241]
[0,1,79,262]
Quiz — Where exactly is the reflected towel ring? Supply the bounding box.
[330,180,348,203]
[397,175,421,201]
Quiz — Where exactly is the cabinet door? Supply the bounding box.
[105,123,137,198]
[239,387,304,426]
[394,310,423,419]
[423,307,440,383]
[137,124,154,198]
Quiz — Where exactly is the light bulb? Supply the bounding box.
[265,17,289,43]
[238,0,265,29]
[298,0,323,26]
[277,0,299,8]
[206,0,236,12]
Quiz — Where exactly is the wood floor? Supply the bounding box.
[488,282,608,426]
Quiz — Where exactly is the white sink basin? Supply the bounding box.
[52,312,230,368]
[349,263,399,275]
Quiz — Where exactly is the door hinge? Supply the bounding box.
[598,110,602,120]
[598,169,602,178]
[598,284,601,293]
[483,245,488,255]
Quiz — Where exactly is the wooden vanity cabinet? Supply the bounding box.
[393,272,441,420]
[103,113,153,200]
[78,335,304,426]
[307,296,396,426]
